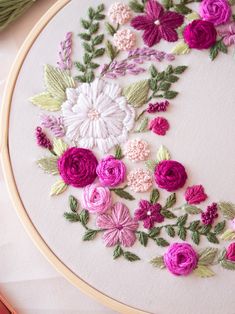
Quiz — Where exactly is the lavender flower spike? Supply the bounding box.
[57,32,73,71]
[40,114,65,138]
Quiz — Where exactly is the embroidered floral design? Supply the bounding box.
[217,22,235,46]
[40,114,65,138]
[199,0,231,26]
[185,185,208,205]
[134,200,164,229]
[124,138,150,162]
[61,78,135,153]
[149,117,169,136]
[57,32,73,71]
[201,202,218,225]
[35,127,52,150]
[96,202,138,247]
[127,168,153,192]
[108,2,132,25]
[113,28,136,50]
[131,0,184,47]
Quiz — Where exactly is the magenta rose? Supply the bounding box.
[200,0,231,26]
[58,147,98,188]
[185,185,207,205]
[154,160,187,192]
[82,183,112,214]
[183,20,217,49]
[96,155,126,187]
[226,243,235,262]
[164,243,198,276]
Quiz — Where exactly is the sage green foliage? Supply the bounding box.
[75,4,106,83]
[128,0,147,12]
[162,0,202,15]
[110,186,135,200]
[113,245,140,261]
[210,39,228,61]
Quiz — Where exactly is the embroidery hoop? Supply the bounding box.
[0,1,145,313]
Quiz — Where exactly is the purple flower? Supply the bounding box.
[35,127,52,150]
[184,185,207,205]
[200,0,231,26]
[96,155,126,187]
[57,147,98,188]
[134,200,164,229]
[154,160,187,192]
[217,22,235,46]
[164,243,198,276]
[226,243,235,262]
[201,202,218,225]
[183,20,217,49]
[40,114,65,138]
[131,0,184,47]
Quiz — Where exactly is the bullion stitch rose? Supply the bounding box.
[185,185,207,205]
[96,155,126,187]
[163,243,198,276]
[154,160,187,192]
[57,147,98,188]
[226,243,235,262]
[183,20,217,49]
[82,183,112,214]
[200,0,231,26]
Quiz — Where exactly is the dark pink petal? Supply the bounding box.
[131,15,153,30]
[143,26,161,47]
[160,26,178,42]
[134,208,147,220]
[160,11,184,29]
[143,217,153,229]
[145,0,163,20]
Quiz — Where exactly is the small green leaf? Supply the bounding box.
[53,138,68,156]
[81,19,90,29]
[95,13,106,20]
[220,259,235,270]
[88,7,95,19]
[83,52,92,64]
[150,256,165,268]
[106,40,118,60]
[165,65,173,75]
[145,160,157,172]
[156,145,171,162]
[166,75,179,83]
[150,65,158,77]
[93,48,105,58]
[137,231,148,247]
[79,33,91,41]
[89,23,99,34]
[148,227,161,238]
[123,80,149,108]
[123,251,140,262]
[75,75,87,83]
[178,227,187,240]
[149,79,157,91]
[83,229,98,241]
[164,193,176,209]
[111,188,135,200]
[74,62,86,72]
[174,65,188,74]
[29,92,61,111]
[135,117,149,133]
[150,189,160,204]
[50,180,68,196]
[69,195,78,212]
[164,90,178,99]
[115,145,123,160]
[161,209,176,219]
[207,232,219,244]
[210,44,219,61]
[221,229,235,241]
[159,81,171,91]
[198,224,212,235]
[86,71,95,83]
[189,220,200,231]
[113,245,123,259]
[93,34,104,45]
[83,42,93,52]
[129,0,144,12]
[172,42,190,55]
[165,226,175,237]
[177,214,188,226]
[105,22,117,36]
[80,209,89,226]
[89,62,100,69]
[184,205,202,215]
[193,265,215,278]
[36,156,59,175]
[214,220,226,234]
[198,248,218,266]
[174,3,192,14]
[191,231,200,245]
[64,212,80,222]
[218,202,235,220]
[155,237,169,247]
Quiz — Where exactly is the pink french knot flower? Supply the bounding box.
[108,2,132,25]
[149,117,169,136]
[96,202,139,247]
[82,183,112,214]
[131,0,184,47]
[124,138,150,162]
[40,114,65,138]
[185,185,207,205]
[113,29,136,51]
[217,22,235,46]
[127,168,153,193]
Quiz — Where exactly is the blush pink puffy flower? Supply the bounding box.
[149,117,169,136]
[185,185,207,205]
[82,183,112,214]
[127,168,153,193]
[199,0,231,26]
[164,243,198,276]
[96,202,139,247]
[131,0,184,47]
[226,243,235,262]
[134,200,164,229]
[124,138,150,162]
[113,29,136,51]
[217,22,235,46]
[108,2,132,25]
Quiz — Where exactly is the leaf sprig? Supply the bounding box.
[75,4,106,83]
[210,39,228,61]
[162,0,202,15]
[113,245,140,262]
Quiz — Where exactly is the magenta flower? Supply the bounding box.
[149,116,170,135]
[226,243,235,262]
[217,22,235,46]
[199,0,231,26]
[131,0,184,47]
[35,127,52,150]
[185,185,207,205]
[96,202,139,247]
[134,200,164,229]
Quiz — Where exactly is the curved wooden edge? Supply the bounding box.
[0,1,148,313]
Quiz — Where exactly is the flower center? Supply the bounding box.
[154,19,160,26]
[88,109,99,120]
[147,210,152,216]
[116,223,123,230]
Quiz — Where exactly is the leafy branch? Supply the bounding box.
[75,4,106,83]
[162,0,202,15]
[113,245,140,262]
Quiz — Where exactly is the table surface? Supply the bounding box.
[0,1,116,313]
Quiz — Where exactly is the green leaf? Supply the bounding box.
[36,156,59,175]
[171,42,190,55]
[210,44,219,61]
[198,248,218,266]
[161,209,176,219]
[137,231,148,247]
[164,90,178,99]
[150,65,158,77]
[191,231,200,245]
[149,79,157,91]
[150,256,165,268]
[156,145,171,162]
[115,145,123,160]
[218,202,235,220]
[145,160,157,172]
[165,226,175,238]
[150,189,160,204]
[113,245,123,259]
[198,224,212,235]
[135,117,149,133]
[214,220,226,234]
[159,81,171,91]
[64,212,80,222]
[164,193,176,209]
[75,75,87,83]
[106,40,118,60]
[95,13,106,20]
[218,248,227,262]
[174,3,192,14]
[207,232,219,244]
[165,65,173,75]
[221,229,235,241]
[123,80,149,108]
[88,7,95,19]
[111,188,135,200]
[83,42,93,52]
[155,237,169,247]
[166,75,179,83]
[79,33,91,41]
[123,251,140,262]
[189,220,200,231]
[44,65,75,101]
[81,19,90,29]
[210,40,228,61]
[183,205,202,215]
[83,52,92,64]
[53,138,68,156]
[83,229,98,241]
[129,0,144,12]
[220,259,235,270]
[93,34,104,45]
[80,209,89,226]
[89,62,100,69]
[177,214,188,226]
[29,92,61,111]
[69,195,78,212]
[174,65,188,74]
[178,227,187,241]
[89,23,99,34]
[105,22,117,36]
[86,71,95,83]
[74,62,86,72]
[193,265,215,278]
[50,180,68,196]
[93,48,105,58]
[148,227,161,238]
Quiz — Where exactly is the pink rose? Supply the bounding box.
[226,243,235,262]
[149,117,169,136]
[58,147,98,188]
[154,160,187,192]
[200,0,231,26]
[96,155,126,187]
[164,243,198,276]
[82,183,112,214]
[185,185,207,205]
[183,20,217,49]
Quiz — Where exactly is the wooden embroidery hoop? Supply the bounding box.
[0,1,146,313]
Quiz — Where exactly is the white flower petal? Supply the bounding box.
[103,81,121,100]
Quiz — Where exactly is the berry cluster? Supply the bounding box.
[201,202,218,225]
[146,101,169,113]
[35,127,52,150]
